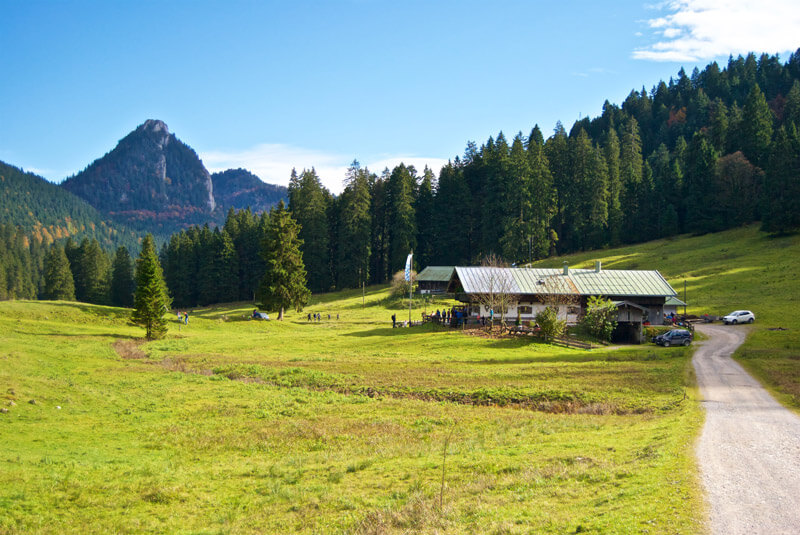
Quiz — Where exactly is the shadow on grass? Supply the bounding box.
[342,324,447,337]
[37,301,132,320]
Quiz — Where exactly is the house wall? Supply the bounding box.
[473,302,579,324]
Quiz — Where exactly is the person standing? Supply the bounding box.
[392,313,397,328]
[184,312,189,325]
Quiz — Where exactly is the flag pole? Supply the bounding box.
[406,251,414,326]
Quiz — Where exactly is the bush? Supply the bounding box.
[535,306,565,342]
[581,296,618,342]
[390,270,418,297]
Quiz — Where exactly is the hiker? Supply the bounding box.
[337,313,340,320]
[392,313,397,328]
[184,312,189,325]
[307,313,311,321]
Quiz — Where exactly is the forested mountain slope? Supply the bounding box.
[0,161,141,250]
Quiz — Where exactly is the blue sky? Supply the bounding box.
[2,0,799,193]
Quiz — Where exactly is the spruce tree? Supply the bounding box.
[338,161,373,288]
[131,234,172,339]
[741,84,774,169]
[110,246,134,307]
[42,245,75,301]
[257,201,310,320]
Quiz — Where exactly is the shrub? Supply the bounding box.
[535,306,565,342]
[390,270,418,297]
[581,296,618,341]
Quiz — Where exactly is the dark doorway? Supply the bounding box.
[612,322,642,344]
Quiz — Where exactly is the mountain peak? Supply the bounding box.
[139,119,169,135]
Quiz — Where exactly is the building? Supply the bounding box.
[445,261,678,341]
[417,266,455,294]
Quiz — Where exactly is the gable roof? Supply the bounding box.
[417,266,455,282]
[454,267,676,298]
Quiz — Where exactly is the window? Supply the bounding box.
[518,305,533,315]
[567,306,580,315]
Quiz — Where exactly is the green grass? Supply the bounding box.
[0,288,704,533]
[6,224,796,533]
[534,224,800,410]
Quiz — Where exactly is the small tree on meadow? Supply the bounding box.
[581,296,617,341]
[535,306,565,342]
[257,201,310,320]
[131,234,172,339]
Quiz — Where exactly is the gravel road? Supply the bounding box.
[693,323,800,534]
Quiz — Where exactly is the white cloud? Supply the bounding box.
[201,144,449,194]
[634,0,800,61]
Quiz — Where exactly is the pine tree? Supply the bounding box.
[42,245,75,301]
[414,166,436,268]
[257,201,310,320]
[131,234,172,339]
[110,246,134,307]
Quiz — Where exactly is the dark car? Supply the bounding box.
[653,329,692,347]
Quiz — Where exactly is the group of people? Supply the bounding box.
[308,312,338,322]
[431,307,478,327]
[176,311,189,325]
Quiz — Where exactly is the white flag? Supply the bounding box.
[404,253,413,281]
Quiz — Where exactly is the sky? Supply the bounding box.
[2,0,799,194]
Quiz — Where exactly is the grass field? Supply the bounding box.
[1,224,796,534]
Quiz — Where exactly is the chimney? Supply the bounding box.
[595,260,602,273]
[562,262,569,276]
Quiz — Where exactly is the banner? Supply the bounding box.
[404,253,413,282]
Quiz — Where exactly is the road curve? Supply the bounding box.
[693,323,800,535]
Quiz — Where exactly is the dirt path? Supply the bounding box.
[693,324,800,534]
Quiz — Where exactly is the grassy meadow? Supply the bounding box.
[2,223,797,534]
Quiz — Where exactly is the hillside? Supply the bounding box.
[61,120,217,235]
[533,224,800,407]
[212,168,287,213]
[0,160,141,250]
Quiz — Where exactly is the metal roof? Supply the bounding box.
[665,296,687,306]
[417,266,455,282]
[454,267,676,297]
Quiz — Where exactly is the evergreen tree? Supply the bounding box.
[785,81,800,128]
[740,84,774,168]
[110,246,134,307]
[762,125,800,232]
[257,201,310,320]
[526,126,556,259]
[414,166,436,268]
[386,164,417,273]
[602,129,622,245]
[288,168,331,292]
[619,117,643,242]
[42,245,75,301]
[131,234,172,339]
[433,162,472,265]
[337,161,372,289]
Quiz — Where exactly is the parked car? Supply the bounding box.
[722,310,755,325]
[653,329,693,347]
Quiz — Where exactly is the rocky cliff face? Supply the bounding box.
[62,120,216,232]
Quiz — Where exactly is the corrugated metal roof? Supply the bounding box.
[455,267,676,297]
[665,296,687,306]
[455,267,519,293]
[417,266,455,282]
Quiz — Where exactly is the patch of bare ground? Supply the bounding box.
[354,494,452,534]
[112,339,147,359]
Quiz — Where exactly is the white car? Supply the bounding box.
[722,310,755,325]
